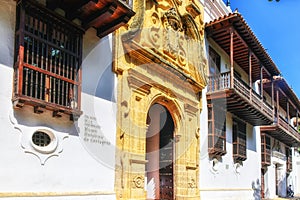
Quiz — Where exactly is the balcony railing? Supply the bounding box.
[278,116,299,140]
[208,72,274,120]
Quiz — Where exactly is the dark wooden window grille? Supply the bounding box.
[286,147,292,172]
[208,104,226,156]
[13,0,83,118]
[233,118,247,162]
[261,133,271,166]
[32,131,51,147]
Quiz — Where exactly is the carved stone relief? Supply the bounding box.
[114,0,206,199]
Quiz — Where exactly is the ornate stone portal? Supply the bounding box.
[113,0,207,199]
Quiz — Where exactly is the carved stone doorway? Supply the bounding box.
[146,103,174,200]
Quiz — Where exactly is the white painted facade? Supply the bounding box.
[200,0,300,199]
[0,0,117,199]
[293,150,300,195]
[0,0,299,199]
[199,42,262,200]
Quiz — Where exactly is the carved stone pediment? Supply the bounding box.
[121,0,207,91]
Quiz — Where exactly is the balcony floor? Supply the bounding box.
[260,125,300,147]
[207,89,273,126]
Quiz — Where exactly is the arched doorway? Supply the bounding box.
[146,103,175,200]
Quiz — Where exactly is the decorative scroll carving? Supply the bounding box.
[123,0,207,91]
[162,8,185,61]
[9,111,68,165]
[122,0,146,41]
[133,175,145,188]
[188,178,196,188]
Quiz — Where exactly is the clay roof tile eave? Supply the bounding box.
[205,12,281,77]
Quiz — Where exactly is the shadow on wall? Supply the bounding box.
[252,179,261,200]
[278,175,287,197]
[12,106,78,135]
[265,188,270,199]
[82,33,115,102]
[95,65,116,102]
[247,126,257,152]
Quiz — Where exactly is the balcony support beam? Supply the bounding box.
[297,111,299,132]
[272,78,275,120]
[230,28,234,88]
[277,86,297,113]
[260,64,263,99]
[287,100,290,122]
[276,87,280,121]
[249,49,252,101]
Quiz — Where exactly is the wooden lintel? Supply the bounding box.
[53,110,64,118]
[83,3,117,30]
[66,0,98,20]
[97,18,129,38]
[34,105,45,114]
[13,99,25,108]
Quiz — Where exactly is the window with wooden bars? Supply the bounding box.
[261,133,271,166]
[286,147,292,172]
[13,0,83,119]
[233,119,247,162]
[208,104,226,156]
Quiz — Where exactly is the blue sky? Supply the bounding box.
[228,0,300,98]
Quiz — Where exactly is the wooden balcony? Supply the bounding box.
[261,116,300,146]
[207,72,273,126]
[45,0,135,38]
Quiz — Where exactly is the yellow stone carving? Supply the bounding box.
[113,0,207,199]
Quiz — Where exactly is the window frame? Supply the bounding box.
[13,0,84,119]
[286,147,292,172]
[232,118,247,162]
[208,103,227,156]
[261,133,271,166]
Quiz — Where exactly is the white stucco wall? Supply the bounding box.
[200,100,261,200]
[203,0,231,24]
[201,6,262,198]
[294,150,300,195]
[0,1,117,199]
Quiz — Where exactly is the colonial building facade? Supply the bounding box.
[0,0,134,199]
[0,0,299,200]
[201,0,300,199]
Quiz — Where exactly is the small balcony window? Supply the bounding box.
[233,118,247,162]
[261,133,271,166]
[286,147,293,172]
[208,104,226,156]
[13,0,83,119]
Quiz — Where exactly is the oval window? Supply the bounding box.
[30,129,57,154]
[32,131,51,147]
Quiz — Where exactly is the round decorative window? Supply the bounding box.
[32,131,51,147]
[30,129,57,154]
